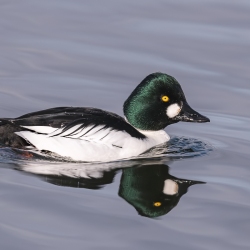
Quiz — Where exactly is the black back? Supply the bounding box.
[0,107,146,148]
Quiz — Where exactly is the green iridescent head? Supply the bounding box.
[123,72,209,131]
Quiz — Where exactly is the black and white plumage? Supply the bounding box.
[0,73,209,162]
[0,107,169,161]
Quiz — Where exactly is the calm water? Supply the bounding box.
[0,0,250,249]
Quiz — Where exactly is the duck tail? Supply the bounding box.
[0,119,29,148]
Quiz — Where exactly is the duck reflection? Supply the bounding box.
[19,160,204,218]
[119,164,204,218]
[44,169,116,189]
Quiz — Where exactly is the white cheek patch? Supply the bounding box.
[166,103,181,118]
[163,179,179,195]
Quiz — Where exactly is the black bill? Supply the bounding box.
[173,102,210,123]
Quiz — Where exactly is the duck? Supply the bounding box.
[0,72,209,162]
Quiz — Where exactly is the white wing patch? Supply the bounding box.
[48,125,120,143]
[21,125,58,134]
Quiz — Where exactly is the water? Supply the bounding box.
[0,0,250,249]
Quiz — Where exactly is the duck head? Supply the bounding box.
[123,72,210,130]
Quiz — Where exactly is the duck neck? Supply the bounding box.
[123,107,170,131]
[124,114,166,131]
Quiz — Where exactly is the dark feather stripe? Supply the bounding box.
[112,144,123,149]
[4,107,146,140]
[100,131,111,140]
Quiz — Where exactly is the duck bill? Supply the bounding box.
[173,102,210,123]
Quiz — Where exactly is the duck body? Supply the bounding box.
[0,73,209,162]
[0,107,169,162]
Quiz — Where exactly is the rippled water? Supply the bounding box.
[0,1,250,249]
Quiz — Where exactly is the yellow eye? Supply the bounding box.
[161,96,169,102]
[153,202,162,207]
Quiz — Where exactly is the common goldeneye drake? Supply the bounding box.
[0,72,209,162]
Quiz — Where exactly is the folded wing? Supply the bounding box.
[11,107,147,161]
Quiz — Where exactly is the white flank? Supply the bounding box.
[163,179,179,195]
[15,124,170,162]
[166,103,181,118]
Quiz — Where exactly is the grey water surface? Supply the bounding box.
[0,0,250,249]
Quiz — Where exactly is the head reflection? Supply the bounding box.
[20,160,204,218]
[119,164,204,218]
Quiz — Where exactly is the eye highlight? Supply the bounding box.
[153,202,162,207]
[161,95,169,102]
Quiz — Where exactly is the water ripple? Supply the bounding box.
[141,136,212,159]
